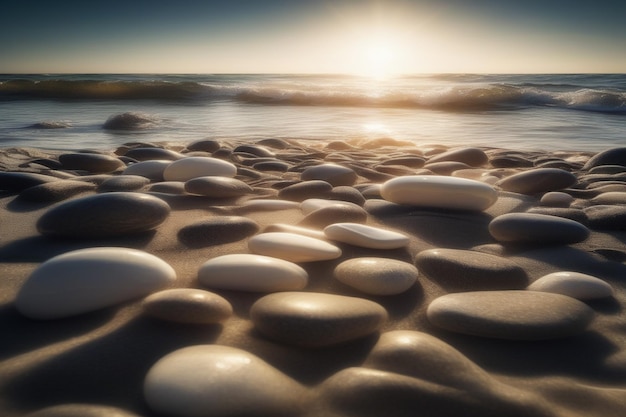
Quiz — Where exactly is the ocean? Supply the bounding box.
[0,73,624,152]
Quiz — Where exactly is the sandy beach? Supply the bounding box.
[1,138,626,417]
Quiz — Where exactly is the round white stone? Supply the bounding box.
[198,254,308,292]
[380,175,498,211]
[144,345,305,417]
[334,257,418,295]
[527,271,614,300]
[300,198,362,215]
[324,223,410,249]
[163,156,237,181]
[16,247,176,320]
[248,232,342,262]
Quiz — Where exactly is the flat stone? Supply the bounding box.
[263,223,328,240]
[427,290,595,340]
[324,223,409,249]
[58,153,125,173]
[16,247,176,320]
[184,176,253,198]
[298,204,368,228]
[381,175,498,211]
[18,180,96,202]
[591,191,626,205]
[583,147,626,169]
[124,147,184,161]
[178,216,259,247]
[253,160,291,172]
[163,157,237,181]
[142,288,233,323]
[144,345,306,417]
[334,258,418,295]
[233,144,275,157]
[427,147,488,167]
[185,139,221,153]
[24,404,142,417]
[123,160,171,181]
[301,164,358,186]
[527,271,614,300]
[415,248,528,291]
[198,254,308,292]
[496,168,577,195]
[379,156,425,168]
[488,213,590,245]
[148,181,186,194]
[327,186,366,206]
[248,232,341,262]
[424,161,472,175]
[525,207,588,224]
[490,155,534,168]
[301,198,362,215]
[37,192,170,238]
[278,180,333,202]
[584,205,626,229]
[237,199,300,212]
[250,292,387,347]
[97,175,150,192]
[0,171,60,192]
[540,191,574,207]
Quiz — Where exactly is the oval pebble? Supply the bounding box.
[334,257,418,295]
[540,191,574,207]
[18,180,96,202]
[250,292,388,347]
[248,232,341,262]
[299,205,368,228]
[301,164,358,186]
[142,288,233,323]
[496,168,577,195]
[24,404,142,417]
[488,212,590,244]
[198,254,308,292]
[427,290,595,340]
[178,216,259,248]
[16,247,176,320]
[163,156,237,181]
[324,223,410,249]
[381,175,498,211]
[59,153,124,173]
[98,175,150,192]
[527,271,614,300]
[300,198,362,215]
[184,176,253,198]
[123,160,172,181]
[277,180,333,202]
[144,345,306,417]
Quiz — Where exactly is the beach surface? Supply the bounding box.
[1,138,626,417]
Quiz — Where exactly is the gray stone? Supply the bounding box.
[427,147,489,167]
[496,168,577,195]
[489,213,590,245]
[18,180,96,202]
[334,258,418,295]
[0,171,60,192]
[583,147,626,169]
[184,176,253,198]
[591,191,626,205]
[584,205,626,230]
[185,139,221,153]
[301,164,358,186]
[278,180,333,202]
[142,288,233,324]
[178,216,259,247]
[234,144,275,157]
[59,153,124,173]
[525,207,588,224]
[424,161,472,175]
[98,175,150,192]
[124,147,184,161]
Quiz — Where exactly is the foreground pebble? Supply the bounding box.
[16,247,176,319]
[334,258,418,295]
[527,271,614,300]
[142,288,233,324]
[144,345,306,417]
[324,223,410,249]
[488,212,590,244]
[248,232,341,262]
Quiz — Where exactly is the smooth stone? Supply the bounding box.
[589,164,626,175]
[0,171,60,192]
[24,404,142,417]
[148,181,187,194]
[327,185,367,206]
[525,207,588,224]
[163,157,237,181]
[185,139,221,153]
[122,160,171,181]
[527,271,614,300]
[233,144,275,157]
[253,160,291,172]
[144,345,306,417]
[248,232,341,262]
[277,180,333,202]
[301,164,358,186]
[379,156,425,168]
[178,216,259,247]
[256,138,291,149]
[415,248,528,291]
[184,176,253,198]
[540,191,574,207]
[237,199,300,212]
[298,204,368,228]
[18,180,96,202]
[37,192,170,238]
[324,223,410,249]
[124,147,184,161]
[301,198,362,215]
[424,161,472,175]
[198,253,308,292]
[496,168,577,195]
[427,290,595,340]
[583,147,626,169]
[250,292,387,347]
[488,212,590,244]
[584,205,626,229]
[58,153,124,173]
[263,223,328,240]
[334,257,418,295]
[142,288,233,323]
[381,175,498,211]
[427,147,489,167]
[16,247,176,320]
[97,175,150,192]
[591,191,626,205]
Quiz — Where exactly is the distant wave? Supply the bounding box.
[1,78,625,114]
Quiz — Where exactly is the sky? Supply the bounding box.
[1,0,625,74]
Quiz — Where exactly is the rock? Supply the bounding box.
[37,192,170,238]
[496,168,577,195]
[328,185,367,205]
[0,171,59,192]
[253,160,291,172]
[427,147,488,167]
[16,247,176,320]
[234,144,275,157]
[185,139,221,153]
[103,112,159,130]
[263,223,328,240]
[18,180,96,202]
[24,404,142,417]
[427,290,595,340]
[58,153,125,173]
[583,147,626,169]
[300,198,362,215]
[525,207,588,224]
[488,213,590,245]
[178,216,259,247]
[381,176,497,211]
[415,248,527,291]
[248,232,341,262]
[324,223,410,249]
[379,156,425,168]
[250,292,387,347]
[424,161,472,175]
[163,157,237,181]
[124,147,184,161]
[334,258,418,295]
[540,191,574,207]
[122,160,171,181]
[97,175,150,192]
[237,199,300,212]
[278,180,333,202]
[142,288,233,323]
[144,345,306,417]
[299,205,368,228]
[184,176,253,198]
[148,181,186,194]
[527,271,614,300]
[301,164,358,186]
[198,254,308,292]
[591,191,626,205]
[584,205,626,229]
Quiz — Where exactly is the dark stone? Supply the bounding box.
[583,147,626,170]
[278,180,333,202]
[185,139,221,153]
[178,216,259,247]
[18,180,96,202]
[58,153,124,173]
[427,147,488,167]
[97,175,150,192]
[0,172,60,192]
[496,168,577,195]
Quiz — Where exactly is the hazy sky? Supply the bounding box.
[1,0,625,74]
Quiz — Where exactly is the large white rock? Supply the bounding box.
[16,247,176,320]
[198,254,308,292]
[144,345,306,417]
[122,160,172,181]
[248,232,342,262]
[527,271,614,300]
[163,156,237,182]
[380,175,498,211]
[324,223,410,249]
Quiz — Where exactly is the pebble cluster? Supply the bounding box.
[2,140,626,416]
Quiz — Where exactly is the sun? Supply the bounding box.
[356,35,399,78]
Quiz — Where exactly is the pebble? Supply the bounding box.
[327,185,367,206]
[237,199,300,212]
[540,191,574,207]
[301,198,362,215]
[97,175,150,192]
[178,216,259,247]
[583,147,626,169]
[124,147,184,161]
[584,205,626,229]
[427,147,489,167]
[148,181,187,194]
[380,175,498,211]
[591,191,626,205]
[415,248,528,291]
[58,153,125,173]
[427,290,595,340]
[324,223,410,249]
[0,171,59,192]
[496,168,577,195]
[24,404,142,417]
[163,156,237,182]
[37,192,171,238]
[198,253,308,292]
[334,257,418,295]
[379,156,425,168]
[527,271,614,300]
[250,292,387,347]
[185,139,221,153]
[424,161,472,175]
[298,204,368,228]
[142,288,233,323]
[525,207,588,224]
[18,180,96,202]
[144,345,306,417]
[184,176,253,198]
[16,247,176,320]
[233,144,275,157]
[248,232,342,262]
[122,160,171,181]
[253,160,291,172]
[488,213,590,245]
[263,223,328,240]
[278,180,333,202]
[301,164,358,186]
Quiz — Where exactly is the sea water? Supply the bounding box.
[0,73,624,151]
